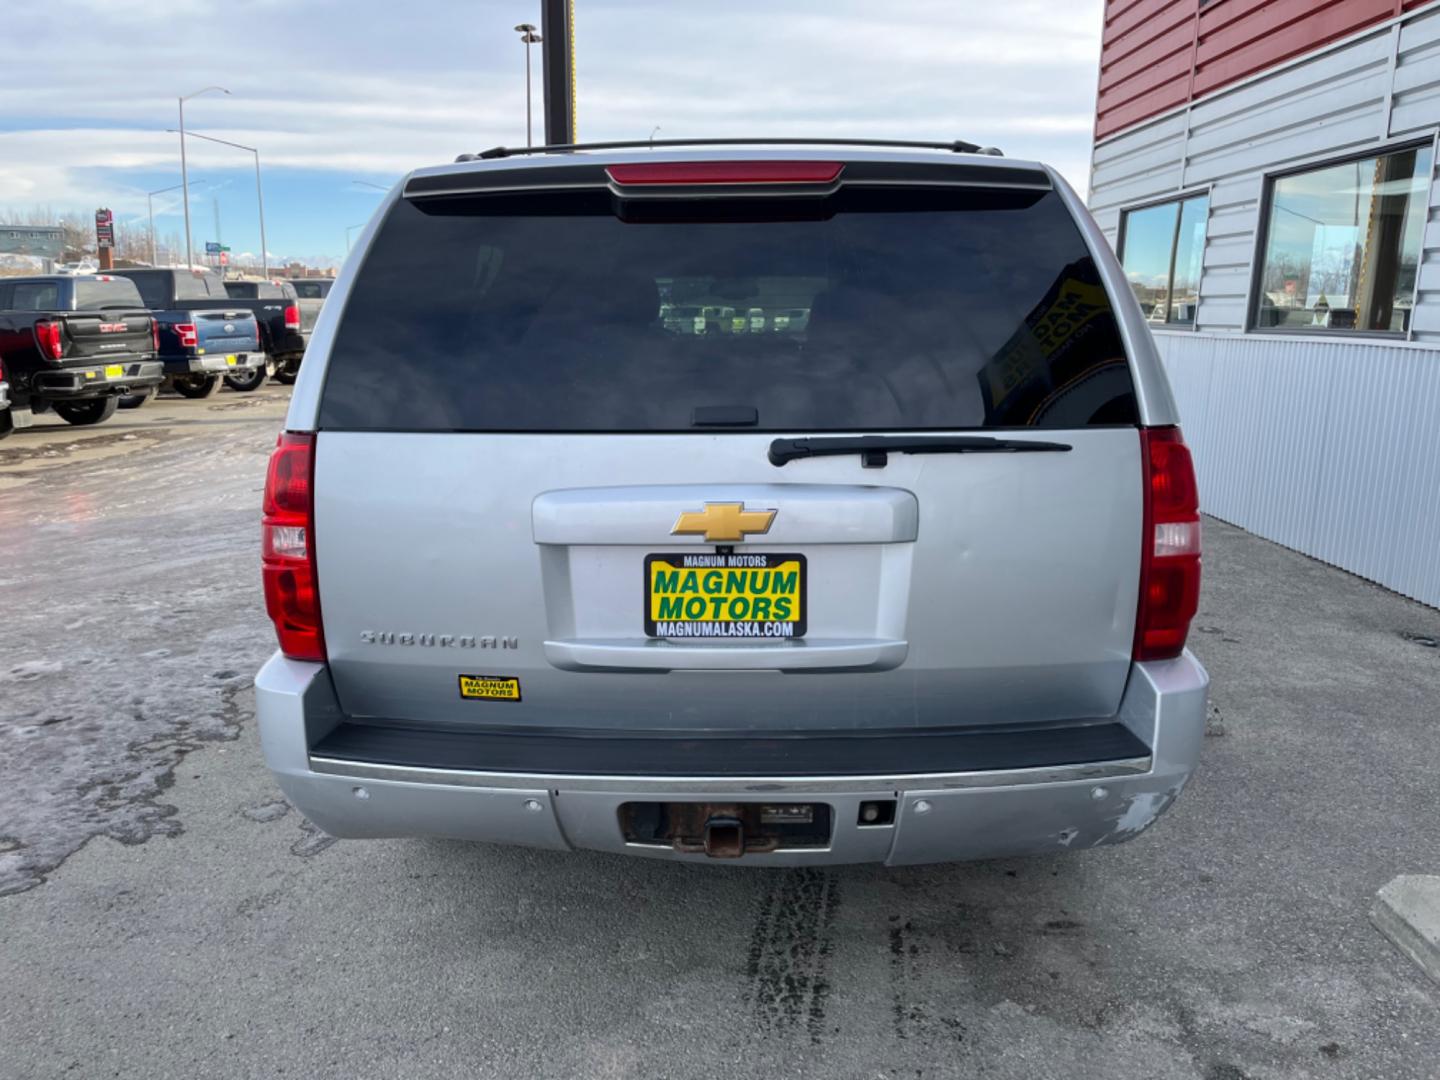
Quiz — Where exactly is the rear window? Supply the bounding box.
[225,282,289,299]
[320,185,1137,432]
[9,281,60,311]
[118,271,167,308]
[74,279,144,310]
[293,281,330,299]
[116,270,221,306]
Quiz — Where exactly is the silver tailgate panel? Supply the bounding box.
[314,428,1141,731]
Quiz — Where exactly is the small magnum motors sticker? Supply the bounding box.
[458,675,521,702]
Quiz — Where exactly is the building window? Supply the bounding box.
[1119,194,1209,327]
[1255,143,1434,334]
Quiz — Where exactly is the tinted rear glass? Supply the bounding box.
[120,270,227,304]
[321,186,1136,432]
[116,271,164,308]
[9,281,60,310]
[224,282,259,298]
[75,279,144,310]
[293,281,330,299]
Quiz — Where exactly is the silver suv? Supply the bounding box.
[256,140,1208,865]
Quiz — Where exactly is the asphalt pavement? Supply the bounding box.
[1,387,1438,1079]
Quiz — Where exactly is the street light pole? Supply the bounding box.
[177,86,230,269]
[254,150,269,278]
[515,23,543,148]
[147,180,203,266]
[168,128,268,277]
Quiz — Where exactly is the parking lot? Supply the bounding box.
[1,385,1438,1079]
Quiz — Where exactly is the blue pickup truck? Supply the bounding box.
[111,268,303,392]
[121,306,263,405]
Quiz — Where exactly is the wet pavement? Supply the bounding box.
[0,386,289,895]
[2,388,1438,1079]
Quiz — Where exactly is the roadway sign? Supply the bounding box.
[205,241,229,254]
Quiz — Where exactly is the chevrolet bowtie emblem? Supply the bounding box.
[671,502,776,543]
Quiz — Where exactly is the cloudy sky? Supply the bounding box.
[0,0,1105,265]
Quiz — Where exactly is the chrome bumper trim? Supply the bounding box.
[306,754,1153,795]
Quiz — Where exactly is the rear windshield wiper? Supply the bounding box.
[768,434,1072,467]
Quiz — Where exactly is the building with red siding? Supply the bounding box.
[1088,0,1440,608]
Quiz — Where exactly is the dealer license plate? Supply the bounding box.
[645,552,806,639]
[104,364,124,378]
[225,355,238,366]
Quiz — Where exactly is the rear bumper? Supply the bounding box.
[272,329,306,356]
[255,651,1209,866]
[165,352,259,376]
[33,359,163,398]
[0,382,33,434]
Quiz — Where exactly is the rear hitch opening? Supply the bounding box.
[703,816,745,858]
[619,801,833,857]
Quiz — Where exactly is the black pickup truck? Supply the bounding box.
[109,268,306,385]
[221,278,305,385]
[0,275,162,427]
[287,278,333,381]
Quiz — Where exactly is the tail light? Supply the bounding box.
[283,304,300,330]
[175,323,198,349]
[606,161,844,185]
[34,319,63,360]
[1135,427,1201,661]
[150,317,159,353]
[262,432,325,661]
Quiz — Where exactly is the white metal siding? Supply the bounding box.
[1090,3,1440,609]
[1153,332,1440,608]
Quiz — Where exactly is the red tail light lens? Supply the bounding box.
[262,432,325,661]
[1135,427,1201,662]
[606,161,844,186]
[175,322,198,349]
[150,317,159,353]
[283,304,300,330]
[34,319,63,360]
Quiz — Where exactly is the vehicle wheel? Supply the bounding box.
[224,367,266,392]
[53,397,119,426]
[272,371,296,385]
[117,388,151,409]
[172,375,220,399]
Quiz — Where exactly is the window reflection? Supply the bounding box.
[1256,145,1433,334]
[1119,194,1209,326]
